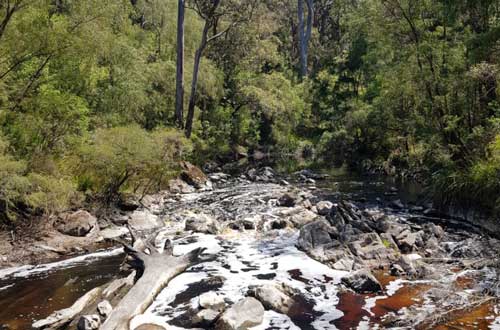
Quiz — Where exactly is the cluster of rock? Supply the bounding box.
[171,282,314,330]
[297,201,447,292]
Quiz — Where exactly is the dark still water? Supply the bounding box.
[0,252,123,330]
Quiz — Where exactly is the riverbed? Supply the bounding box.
[1,170,499,330]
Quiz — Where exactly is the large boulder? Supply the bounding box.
[184,211,219,234]
[56,211,98,237]
[128,210,164,231]
[215,297,264,330]
[297,219,338,252]
[341,269,382,293]
[180,161,208,189]
[169,178,196,194]
[252,284,295,315]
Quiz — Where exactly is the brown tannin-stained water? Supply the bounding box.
[0,253,123,330]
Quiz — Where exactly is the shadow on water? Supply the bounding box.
[0,253,124,330]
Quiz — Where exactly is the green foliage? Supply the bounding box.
[0,136,78,222]
[66,126,191,201]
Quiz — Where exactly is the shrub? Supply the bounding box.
[66,126,191,202]
[0,136,79,222]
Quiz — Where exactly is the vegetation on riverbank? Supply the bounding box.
[0,0,499,223]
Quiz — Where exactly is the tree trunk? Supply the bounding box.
[185,21,210,138]
[100,244,207,330]
[297,0,306,78]
[32,229,213,330]
[174,0,185,128]
[298,0,313,79]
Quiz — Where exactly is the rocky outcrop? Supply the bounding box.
[56,211,98,237]
[180,161,208,189]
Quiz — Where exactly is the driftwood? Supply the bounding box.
[33,227,213,330]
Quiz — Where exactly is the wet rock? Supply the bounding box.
[215,297,264,330]
[129,210,163,231]
[297,219,337,252]
[316,201,333,216]
[194,309,221,327]
[390,263,405,276]
[252,284,294,315]
[341,269,382,293]
[169,178,196,194]
[277,193,297,207]
[180,161,208,189]
[77,315,100,330]
[184,211,219,234]
[97,300,112,318]
[199,292,226,312]
[56,210,98,237]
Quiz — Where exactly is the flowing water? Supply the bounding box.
[0,169,499,330]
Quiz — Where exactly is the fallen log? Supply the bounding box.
[32,228,213,330]
[101,239,210,330]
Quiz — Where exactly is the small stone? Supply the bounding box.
[97,300,112,318]
[194,309,221,326]
[77,315,100,330]
[277,193,297,207]
[316,201,334,215]
[390,264,405,276]
[199,292,226,312]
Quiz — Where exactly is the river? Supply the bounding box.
[0,169,499,330]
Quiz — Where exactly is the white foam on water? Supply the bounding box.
[250,310,301,330]
[0,248,122,279]
[141,231,348,329]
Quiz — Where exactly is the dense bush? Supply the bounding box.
[0,136,79,222]
[66,126,191,202]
